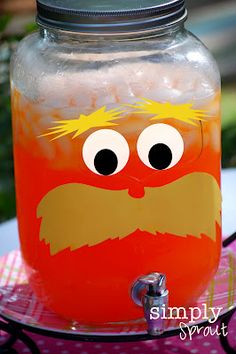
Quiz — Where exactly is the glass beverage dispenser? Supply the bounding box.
[11,0,221,333]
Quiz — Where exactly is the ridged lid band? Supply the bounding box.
[36,0,187,33]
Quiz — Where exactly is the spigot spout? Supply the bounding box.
[131,272,169,336]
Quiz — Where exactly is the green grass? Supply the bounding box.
[222,89,236,167]
[222,89,236,128]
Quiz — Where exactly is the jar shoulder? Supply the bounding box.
[180,29,220,81]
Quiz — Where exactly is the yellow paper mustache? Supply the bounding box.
[37,172,221,255]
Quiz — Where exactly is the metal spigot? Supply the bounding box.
[131,272,168,336]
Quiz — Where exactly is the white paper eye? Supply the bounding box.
[82,129,130,176]
[137,123,184,170]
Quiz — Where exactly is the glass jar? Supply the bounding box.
[11,0,221,331]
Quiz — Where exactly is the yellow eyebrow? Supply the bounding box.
[40,99,208,141]
[39,106,124,140]
[126,98,208,126]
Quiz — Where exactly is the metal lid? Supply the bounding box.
[36,0,187,33]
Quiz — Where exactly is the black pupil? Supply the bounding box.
[94,149,118,175]
[148,143,172,170]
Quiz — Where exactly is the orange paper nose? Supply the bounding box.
[128,181,145,199]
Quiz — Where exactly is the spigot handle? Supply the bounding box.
[131,272,166,306]
[139,273,166,296]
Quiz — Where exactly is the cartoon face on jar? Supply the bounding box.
[12,93,221,324]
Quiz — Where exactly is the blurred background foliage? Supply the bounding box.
[0,0,236,222]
